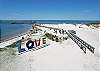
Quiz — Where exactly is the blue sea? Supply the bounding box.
[0,20,100,41]
[0,24,32,41]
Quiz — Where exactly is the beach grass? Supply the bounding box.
[86,23,100,28]
[6,42,16,48]
[0,47,16,55]
[0,42,17,55]
[0,48,7,51]
[44,33,59,42]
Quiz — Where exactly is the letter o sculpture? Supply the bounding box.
[26,40,34,49]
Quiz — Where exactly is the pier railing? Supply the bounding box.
[67,30,95,53]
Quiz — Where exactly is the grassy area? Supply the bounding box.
[0,48,7,51]
[6,42,16,48]
[0,42,17,55]
[44,33,59,42]
[0,47,16,55]
[0,41,17,52]
[86,23,100,28]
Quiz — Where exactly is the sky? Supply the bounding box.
[0,0,100,20]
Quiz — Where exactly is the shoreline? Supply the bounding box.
[0,30,31,48]
[0,31,29,43]
[0,23,32,43]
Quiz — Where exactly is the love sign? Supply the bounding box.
[26,38,46,49]
[16,37,46,53]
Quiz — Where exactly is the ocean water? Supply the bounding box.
[0,24,32,41]
[0,20,100,41]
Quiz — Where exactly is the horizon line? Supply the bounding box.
[0,19,100,21]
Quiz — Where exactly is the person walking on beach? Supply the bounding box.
[16,39,21,53]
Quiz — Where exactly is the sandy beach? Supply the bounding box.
[0,24,99,71]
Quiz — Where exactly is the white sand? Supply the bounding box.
[0,24,99,71]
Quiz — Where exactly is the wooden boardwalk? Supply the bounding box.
[35,24,95,54]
